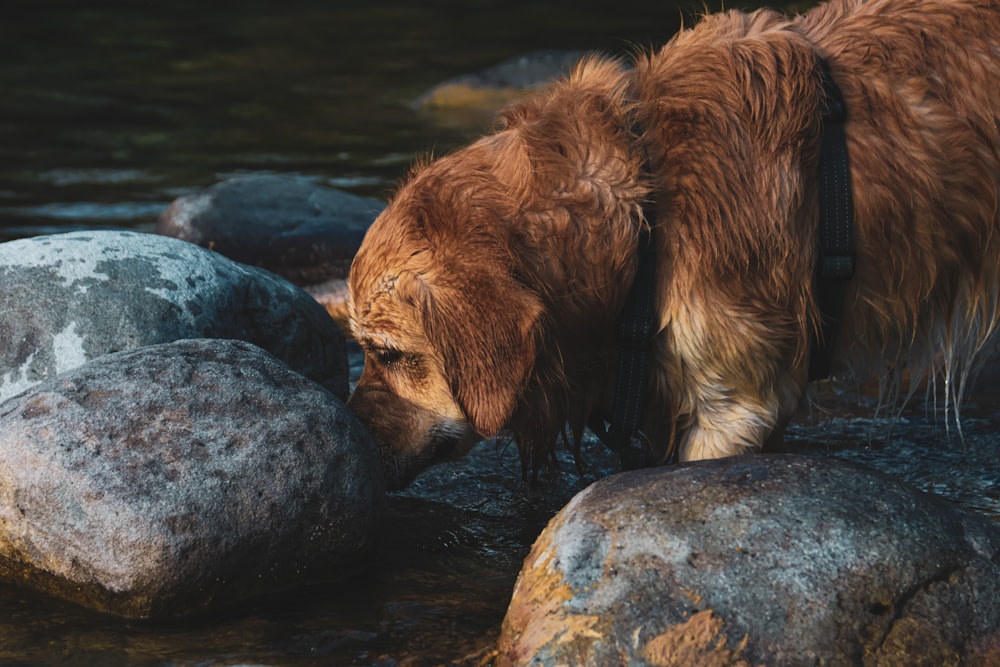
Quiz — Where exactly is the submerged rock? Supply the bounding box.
[0,338,383,618]
[0,230,348,402]
[498,454,1000,666]
[414,50,587,112]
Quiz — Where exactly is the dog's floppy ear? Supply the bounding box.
[408,266,543,437]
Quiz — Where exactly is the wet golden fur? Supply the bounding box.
[349,0,1000,489]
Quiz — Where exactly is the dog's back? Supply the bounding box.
[803,0,1000,403]
[633,0,1000,459]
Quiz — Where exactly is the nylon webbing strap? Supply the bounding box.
[809,57,855,381]
[605,219,658,469]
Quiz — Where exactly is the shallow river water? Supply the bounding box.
[2,1,999,665]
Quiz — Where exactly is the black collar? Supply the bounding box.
[593,200,660,469]
[592,55,854,468]
[588,116,662,469]
[809,56,855,380]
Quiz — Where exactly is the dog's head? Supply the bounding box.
[347,147,547,489]
[348,58,651,488]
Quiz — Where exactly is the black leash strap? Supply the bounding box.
[586,104,662,468]
[588,111,663,469]
[809,56,855,381]
[602,217,659,469]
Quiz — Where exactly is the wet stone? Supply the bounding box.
[0,338,383,618]
[156,174,385,286]
[0,230,348,402]
[498,454,1000,666]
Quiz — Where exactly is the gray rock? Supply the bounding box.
[498,454,1000,666]
[0,338,383,618]
[156,174,384,285]
[0,230,348,403]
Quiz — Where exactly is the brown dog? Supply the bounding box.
[348,0,1000,489]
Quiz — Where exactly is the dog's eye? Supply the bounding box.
[373,348,403,367]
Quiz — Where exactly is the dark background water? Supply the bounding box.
[2,1,999,666]
[0,0,797,243]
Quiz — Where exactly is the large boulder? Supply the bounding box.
[498,454,1000,666]
[0,230,348,403]
[0,338,383,618]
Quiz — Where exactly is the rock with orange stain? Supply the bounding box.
[497,455,1000,666]
[413,51,586,113]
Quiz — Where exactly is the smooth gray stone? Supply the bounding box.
[0,230,348,402]
[156,174,384,285]
[0,338,383,618]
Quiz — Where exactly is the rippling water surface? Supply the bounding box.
[2,1,998,665]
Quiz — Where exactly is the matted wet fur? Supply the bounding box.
[348,0,1000,489]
